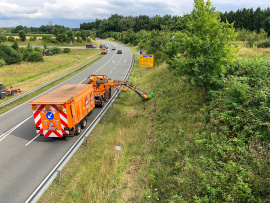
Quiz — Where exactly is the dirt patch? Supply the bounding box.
[254,48,270,52]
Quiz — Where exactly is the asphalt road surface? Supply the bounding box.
[0,40,133,203]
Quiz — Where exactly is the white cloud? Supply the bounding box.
[0,0,269,27]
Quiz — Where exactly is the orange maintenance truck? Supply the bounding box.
[30,84,95,138]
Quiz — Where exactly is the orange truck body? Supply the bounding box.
[30,84,95,138]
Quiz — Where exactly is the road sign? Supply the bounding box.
[140,55,154,62]
[115,146,121,160]
[140,50,143,55]
[115,146,121,150]
[140,54,154,67]
[46,112,54,120]
[140,61,154,67]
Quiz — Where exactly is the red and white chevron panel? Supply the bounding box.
[32,104,69,138]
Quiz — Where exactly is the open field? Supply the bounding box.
[2,36,101,47]
[0,48,101,105]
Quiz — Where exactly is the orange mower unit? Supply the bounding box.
[30,84,95,138]
[83,73,154,104]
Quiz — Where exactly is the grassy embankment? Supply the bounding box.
[0,40,101,114]
[38,43,206,202]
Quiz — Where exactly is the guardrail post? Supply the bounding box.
[58,170,61,183]
[85,137,87,146]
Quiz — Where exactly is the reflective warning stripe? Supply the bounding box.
[32,104,69,137]
[33,105,45,134]
[44,130,63,138]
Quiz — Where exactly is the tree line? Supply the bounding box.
[220,7,270,34]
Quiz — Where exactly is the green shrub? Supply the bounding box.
[51,47,61,54]
[257,39,270,48]
[19,30,26,41]
[7,36,15,42]
[28,51,44,62]
[11,41,19,50]
[0,59,6,67]
[34,47,41,52]
[0,44,22,64]
[0,35,7,43]
[29,36,37,41]
[42,36,58,43]
[206,59,270,143]
[63,48,71,53]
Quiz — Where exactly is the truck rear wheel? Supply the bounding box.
[74,124,81,135]
[108,89,111,99]
[81,118,87,129]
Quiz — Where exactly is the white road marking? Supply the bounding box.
[0,115,33,142]
[110,71,112,74]
[113,67,116,69]
[25,134,40,147]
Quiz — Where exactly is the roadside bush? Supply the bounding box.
[0,35,7,43]
[8,36,15,42]
[11,41,19,50]
[42,36,58,43]
[19,30,26,42]
[56,34,67,43]
[206,59,270,143]
[29,36,37,41]
[63,48,71,53]
[34,47,41,52]
[0,59,6,67]
[0,44,22,64]
[51,47,61,54]
[20,45,33,61]
[153,51,167,65]
[257,39,270,48]
[28,51,44,62]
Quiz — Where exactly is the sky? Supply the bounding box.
[0,0,269,28]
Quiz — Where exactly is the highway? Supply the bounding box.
[0,40,133,203]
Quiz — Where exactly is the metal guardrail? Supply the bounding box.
[25,54,135,203]
[0,56,101,109]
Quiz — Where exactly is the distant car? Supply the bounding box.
[117,49,122,54]
[112,47,116,50]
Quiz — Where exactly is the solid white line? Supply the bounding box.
[0,115,33,142]
[25,134,40,147]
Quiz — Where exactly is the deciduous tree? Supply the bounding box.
[169,0,238,95]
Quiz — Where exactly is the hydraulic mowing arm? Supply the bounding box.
[85,74,154,101]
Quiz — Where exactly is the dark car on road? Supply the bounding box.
[117,49,122,54]
[112,47,116,50]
